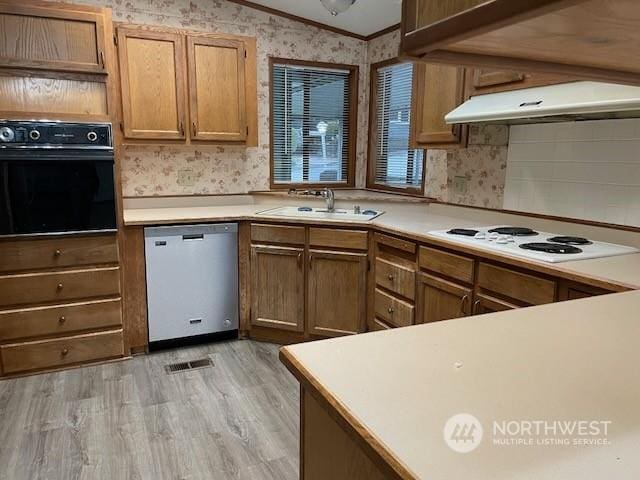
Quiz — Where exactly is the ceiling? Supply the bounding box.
[244,0,402,37]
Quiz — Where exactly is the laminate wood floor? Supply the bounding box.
[0,340,299,480]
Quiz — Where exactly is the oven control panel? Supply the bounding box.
[0,121,112,148]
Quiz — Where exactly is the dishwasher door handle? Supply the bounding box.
[182,233,204,241]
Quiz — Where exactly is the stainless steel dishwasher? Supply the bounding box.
[144,223,238,348]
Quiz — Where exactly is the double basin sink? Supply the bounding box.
[256,206,384,223]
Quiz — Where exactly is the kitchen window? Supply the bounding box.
[367,60,424,193]
[270,58,358,188]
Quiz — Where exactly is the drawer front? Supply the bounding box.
[0,267,121,308]
[1,329,124,375]
[374,289,414,328]
[0,299,122,341]
[477,263,556,305]
[0,235,118,273]
[374,233,416,254]
[375,258,415,300]
[369,317,393,332]
[251,224,305,245]
[309,228,368,250]
[419,246,474,284]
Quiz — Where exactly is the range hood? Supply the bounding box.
[446,81,640,125]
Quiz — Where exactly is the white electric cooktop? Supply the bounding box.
[428,226,639,263]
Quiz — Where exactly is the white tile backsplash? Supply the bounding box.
[504,118,640,227]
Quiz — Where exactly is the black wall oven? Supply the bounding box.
[0,121,117,237]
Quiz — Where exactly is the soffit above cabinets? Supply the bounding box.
[233,0,402,38]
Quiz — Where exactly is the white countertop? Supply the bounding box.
[281,290,640,479]
[123,199,640,290]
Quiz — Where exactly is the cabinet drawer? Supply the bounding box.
[309,228,368,250]
[0,299,122,341]
[0,267,120,308]
[251,224,305,245]
[375,258,415,300]
[0,235,118,273]
[369,317,393,332]
[419,246,474,284]
[374,289,414,328]
[477,263,556,305]
[1,329,124,375]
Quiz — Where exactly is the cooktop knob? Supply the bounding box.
[474,232,486,240]
[0,126,15,142]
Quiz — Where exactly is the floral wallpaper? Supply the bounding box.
[367,31,510,209]
[73,0,370,196]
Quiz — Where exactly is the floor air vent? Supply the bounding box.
[165,358,213,374]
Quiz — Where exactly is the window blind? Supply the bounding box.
[372,62,424,190]
[271,62,353,185]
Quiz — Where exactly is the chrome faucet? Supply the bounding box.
[288,187,335,212]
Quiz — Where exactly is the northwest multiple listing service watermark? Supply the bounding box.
[444,413,612,453]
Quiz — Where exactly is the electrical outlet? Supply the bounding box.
[177,169,195,186]
[453,176,468,195]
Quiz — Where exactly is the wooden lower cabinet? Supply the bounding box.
[307,250,367,337]
[250,245,305,332]
[416,272,472,324]
[473,293,518,315]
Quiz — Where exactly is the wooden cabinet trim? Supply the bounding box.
[187,35,247,142]
[117,27,187,140]
[309,228,368,251]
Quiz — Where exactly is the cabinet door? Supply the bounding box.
[187,36,247,142]
[473,293,518,315]
[411,62,466,148]
[0,4,106,73]
[416,272,472,325]
[251,245,304,332]
[117,28,187,140]
[308,250,367,337]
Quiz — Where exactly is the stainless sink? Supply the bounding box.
[256,206,384,222]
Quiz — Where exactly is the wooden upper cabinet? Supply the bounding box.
[115,25,257,144]
[401,0,640,85]
[117,28,186,140]
[251,245,305,332]
[0,3,106,74]
[187,37,247,142]
[307,250,367,337]
[468,68,572,96]
[410,62,466,148]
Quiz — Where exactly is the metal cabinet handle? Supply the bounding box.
[297,252,302,268]
[61,348,69,356]
[57,283,64,290]
[387,307,394,315]
[473,299,481,315]
[54,249,62,257]
[387,274,394,281]
[59,315,66,324]
[309,254,313,269]
[460,294,469,314]
[100,51,105,68]
[192,122,197,136]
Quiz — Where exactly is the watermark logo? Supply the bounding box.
[443,413,483,453]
